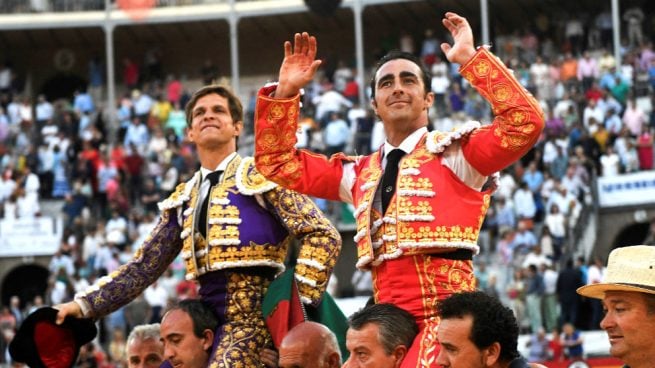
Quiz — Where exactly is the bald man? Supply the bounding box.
[278,321,341,368]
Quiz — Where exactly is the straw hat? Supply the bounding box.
[577,245,655,299]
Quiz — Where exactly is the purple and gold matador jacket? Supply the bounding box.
[75,155,341,317]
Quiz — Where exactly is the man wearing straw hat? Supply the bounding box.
[577,245,655,368]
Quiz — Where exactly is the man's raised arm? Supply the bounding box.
[254,32,351,201]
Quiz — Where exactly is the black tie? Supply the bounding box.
[382,149,405,213]
[198,171,222,238]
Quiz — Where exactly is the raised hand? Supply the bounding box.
[275,32,322,98]
[440,12,476,66]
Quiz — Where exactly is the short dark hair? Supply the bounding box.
[348,303,418,355]
[369,50,432,100]
[184,84,243,128]
[166,299,218,338]
[437,291,520,363]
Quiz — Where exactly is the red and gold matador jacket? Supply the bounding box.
[254,48,544,269]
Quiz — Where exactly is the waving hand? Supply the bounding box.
[440,12,476,65]
[275,32,322,98]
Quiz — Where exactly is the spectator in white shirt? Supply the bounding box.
[144,281,169,324]
[600,146,621,177]
[312,84,352,124]
[513,182,537,221]
[323,112,350,156]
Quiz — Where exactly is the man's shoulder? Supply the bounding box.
[235,156,278,195]
[425,122,480,154]
[158,173,199,210]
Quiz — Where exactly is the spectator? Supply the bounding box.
[126,323,163,368]
[160,300,217,368]
[278,321,341,368]
[557,259,584,324]
[548,327,564,363]
[524,264,545,334]
[526,328,549,363]
[600,146,620,177]
[623,7,645,47]
[351,269,373,297]
[541,263,559,332]
[323,111,350,156]
[513,182,537,224]
[577,245,655,368]
[636,123,653,170]
[342,303,418,368]
[436,291,547,367]
[623,98,646,136]
[561,322,583,361]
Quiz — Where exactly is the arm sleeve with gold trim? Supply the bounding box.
[263,185,341,306]
[254,86,349,201]
[458,48,545,176]
[77,209,183,317]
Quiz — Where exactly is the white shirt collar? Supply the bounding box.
[383,127,428,158]
[199,152,237,180]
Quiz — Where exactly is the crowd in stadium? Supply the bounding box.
[1,7,655,366]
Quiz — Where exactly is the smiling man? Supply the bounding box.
[254,11,543,366]
[577,245,655,368]
[55,84,341,367]
[436,291,549,368]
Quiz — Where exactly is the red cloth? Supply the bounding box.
[373,255,475,367]
[35,321,75,368]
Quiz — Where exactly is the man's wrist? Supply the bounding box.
[273,85,297,99]
[74,297,92,318]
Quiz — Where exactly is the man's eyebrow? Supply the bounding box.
[377,73,394,86]
[399,71,419,79]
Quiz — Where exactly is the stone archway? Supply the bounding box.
[1,264,49,308]
[611,222,651,254]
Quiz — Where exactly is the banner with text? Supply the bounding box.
[597,171,655,208]
[0,217,62,257]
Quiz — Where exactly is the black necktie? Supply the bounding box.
[381,149,405,213]
[198,171,222,238]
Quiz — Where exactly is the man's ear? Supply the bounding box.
[234,120,243,137]
[186,126,195,143]
[391,345,408,368]
[483,342,501,366]
[327,352,341,368]
[424,91,435,111]
[202,329,215,351]
[370,99,380,120]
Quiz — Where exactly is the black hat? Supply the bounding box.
[9,307,97,368]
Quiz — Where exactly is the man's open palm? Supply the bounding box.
[276,32,322,98]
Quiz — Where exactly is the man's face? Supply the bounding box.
[343,323,401,368]
[187,93,241,149]
[371,59,433,134]
[436,315,490,368]
[160,310,212,368]
[127,338,164,368]
[600,291,655,365]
